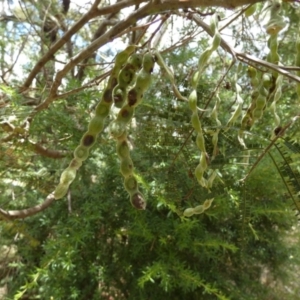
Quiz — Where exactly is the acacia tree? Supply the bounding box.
[1,0,300,299]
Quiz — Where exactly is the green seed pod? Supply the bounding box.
[203,198,214,210]
[113,87,126,108]
[195,164,204,182]
[142,53,155,73]
[74,145,89,161]
[102,88,113,103]
[198,49,212,74]
[211,32,221,51]
[120,157,134,177]
[127,88,139,107]
[196,134,206,152]
[135,71,152,94]
[191,71,199,89]
[54,183,69,199]
[191,112,202,132]
[189,90,197,111]
[118,64,136,87]
[253,108,263,120]
[124,175,138,193]
[68,158,82,170]
[115,45,136,66]
[193,205,204,215]
[255,97,266,110]
[130,191,146,210]
[116,139,130,158]
[128,53,143,70]
[60,167,76,185]
[95,102,110,117]
[88,116,105,135]
[183,207,195,217]
[245,4,256,17]
[116,105,135,124]
[81,133,96,148]
[109,120,126,139]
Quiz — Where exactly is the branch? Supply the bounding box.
[0,193,56,220]
[19,0,102,93]
[190,14,300,84]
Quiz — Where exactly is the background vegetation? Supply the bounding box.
[1,0,300,299]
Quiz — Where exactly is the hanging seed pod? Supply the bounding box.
[130,191,146,210]
[54,183,69,199]
[108,52,155,209]
[74,145,89,161]
[88,116,105,135]
[193,205,204,215]
[245,4,257,17]
[124,175,138,193]
[264,1,286,35]
[116,139,131,159]
[59,167,76,185]
[120,157,134,177]
[183,207,195,217]
[52,47,138,200]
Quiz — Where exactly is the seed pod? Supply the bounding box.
[127,53,143,70]
[255,95,266,110]
[195,164,204,182]
[124,175,138,193]
[135,71,152,94]
[116,105,135,124]
[142,53,155,73]
[88,116,105,135]
[60,167,76,185]
[81,133,96,148]
[211,32,221,51]
[191,112,202,132]
[193,205,204,215]
[188,90,197,111]
[127,88,140,107]
[69,158,82,170]
[74,145,89,161]
[252,108,263,120]
[54,183,69,199]
[109,120,126,139]
[196,134,206,152]
[113,87,126,108]
[130,191,146,210]
[95,102,110,118]
[116,139,130,158]
[118,64,136,87]
[115,45,136,66]
[120,157,134,177]
[183,207,195,217]
[245,4,256,17]
[203,198,214,210]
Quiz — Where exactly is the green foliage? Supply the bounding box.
[1,1,300,299]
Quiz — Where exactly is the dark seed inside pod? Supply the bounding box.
[128,89,138,106]
[274,126,283,136]
[103,88,113,103]
[83,134,95,147]
[131,192,146,210]
[121,108,130,118]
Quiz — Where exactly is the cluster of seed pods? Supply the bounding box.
[183,198,214,217]
[266,1,286,132]
[189,14,221,189]
[181,15,220,217]
[54,46,136,199]
[109,52,156,210]
[296,37,300,100]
